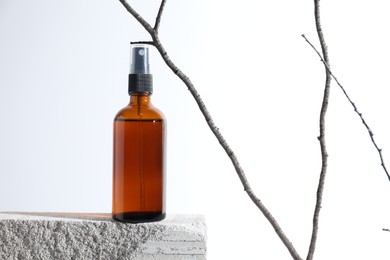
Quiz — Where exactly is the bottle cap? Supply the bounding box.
[128,43,153,94]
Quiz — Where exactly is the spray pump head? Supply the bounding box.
[128,43,153,94]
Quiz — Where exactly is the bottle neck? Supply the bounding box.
[129,93,152,107]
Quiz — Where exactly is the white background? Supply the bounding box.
[1,0,390,259]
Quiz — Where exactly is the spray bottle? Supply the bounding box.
[112,43,166,223]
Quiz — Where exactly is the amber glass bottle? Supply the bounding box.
[112,44,166,223]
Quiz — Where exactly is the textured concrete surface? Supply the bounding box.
[0,212,206,260]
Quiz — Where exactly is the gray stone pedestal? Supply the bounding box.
[0,212,206,260]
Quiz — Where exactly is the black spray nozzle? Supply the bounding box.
[130,44,150,74]
[128,44,153,94]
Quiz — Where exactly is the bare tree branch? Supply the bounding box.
[301,34,390,183]
[306,0,331,259]
[383,228,390,232]
[154,0,167,32]
[130,41,154,45]
[118,0,154,34]
[118,0,303,259]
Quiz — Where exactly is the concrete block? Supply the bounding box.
[0,212,206,260]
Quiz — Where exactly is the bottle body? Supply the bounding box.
[112,94,166,222]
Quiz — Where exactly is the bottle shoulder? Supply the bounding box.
[114,104,165,121]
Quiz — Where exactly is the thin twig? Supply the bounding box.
[383,228,390,232]
[130,41,154,45]
[301,34,390,182]
[154,0,167,32]
[118,0,154,34]
[119,0,303,259]
[306,0,331,260]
